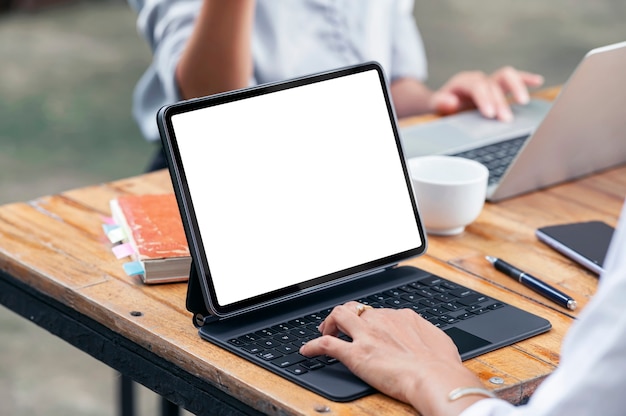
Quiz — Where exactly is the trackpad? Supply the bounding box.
[444,327,490,355]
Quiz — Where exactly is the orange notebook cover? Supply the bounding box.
[109,194,191,284]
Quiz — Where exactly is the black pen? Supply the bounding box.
[485,256,577,311]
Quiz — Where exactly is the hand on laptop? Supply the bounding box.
[430,66,545,122]
[300,301,488,415]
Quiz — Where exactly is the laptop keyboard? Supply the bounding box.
[227,274,504,376]
[453,135,529,185]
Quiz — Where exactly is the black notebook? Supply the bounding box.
[157,62,551,402]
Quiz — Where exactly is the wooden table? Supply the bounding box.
[1,91,625,415]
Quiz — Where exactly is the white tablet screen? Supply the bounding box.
[170,66,424,309]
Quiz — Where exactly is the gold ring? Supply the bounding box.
[355,303,373,316]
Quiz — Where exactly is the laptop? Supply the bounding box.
[157,62,551,402]
[400,40,626,202]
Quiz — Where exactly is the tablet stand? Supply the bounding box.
[185,261,216,327]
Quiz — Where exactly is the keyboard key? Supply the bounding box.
[449,288,475,298]
[419,276,444,286]
[258,351,282,361]
[440,281,459,290]
[306,313,325,322]
[427,307,447,315]
[401,293,422,302]
[385,298,409,307]
[255,328,277,338]
[317,355,339,365]
[274,333,299,343]
[368,293,388,302]
[288,318,309,326]
[398,284,417,293]
[456,312,474,320]
[383,288,403,297]
[419,298,438,308]
[291,327,316,337]
[271,323,293,332]
[258,339,281,348]
[285,365,307,375]
[242,344,264,354]
[434,293,456,302]
[439,315,459,324]
[240,333,260,342]
[416,288,438,298]
[456,294,489,306]
[301,359,325,371]
[271,353,306,368]
[441,302,462,312]
[228,338,245,347]
[275,344,298,354]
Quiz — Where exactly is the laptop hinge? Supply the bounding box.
[194,312,219,327]
[187,263,400,326]
[361,264,397,277]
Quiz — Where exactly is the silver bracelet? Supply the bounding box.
[448,386,496,401]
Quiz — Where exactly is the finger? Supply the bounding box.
[494,67,545,105]
[430,91,462,115]
[301,301,372,359]
[433,71,491,116]
[465,72,515,121]
[486,80,514,122]
[493,66,531,106]
[300,333,351,359]
[448,71,505,120]
[318,302,367,338]
[466,78,498,120]
[518,70,545,88]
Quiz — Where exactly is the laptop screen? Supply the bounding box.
[161,63,426,316]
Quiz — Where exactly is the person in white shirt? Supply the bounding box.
[301,198,626,415]
[129,0,544,170]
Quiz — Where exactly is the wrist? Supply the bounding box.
[407,364,491,416]
[448,386,496,401]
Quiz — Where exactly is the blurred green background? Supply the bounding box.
[0,0,152,205]
[0,0,624,414]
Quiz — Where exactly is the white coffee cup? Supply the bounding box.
[407,155,488,236]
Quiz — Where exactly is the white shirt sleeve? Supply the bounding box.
[461,197,626,416]
[389,0,428,82]
[130,0,429,142]
[131,0,200,142]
